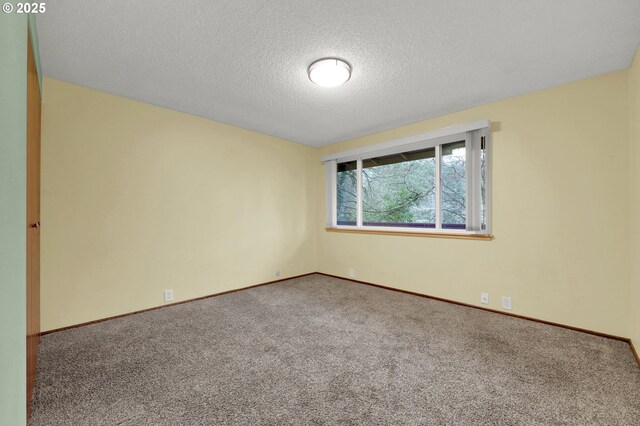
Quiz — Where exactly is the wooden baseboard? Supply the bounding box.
[38,271,640,369]
[631,340,640,368]
[317,272,640,368]
[316,273,633,341]
[39,272,316,336]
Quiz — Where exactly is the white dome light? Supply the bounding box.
[308,58,352,87]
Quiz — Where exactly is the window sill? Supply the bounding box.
[325,227,494,240]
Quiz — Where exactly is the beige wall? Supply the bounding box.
[630,47,640,350]
[41,78,318,331]
[317,71,630,338]
[43,66,636,340]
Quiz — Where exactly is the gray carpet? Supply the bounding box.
[30,274,640,425]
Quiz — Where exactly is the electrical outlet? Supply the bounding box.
[164,289,174,303]
[275,271,281,278]
[480,292,489,304]
[348,268,356,278]
[501,296,512,310]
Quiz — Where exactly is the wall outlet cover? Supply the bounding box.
[164,289,174,303]
[348,268,356,278]
[501,296,512,310]
[480,292,489,304]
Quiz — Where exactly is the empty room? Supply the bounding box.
[2,1,640,425]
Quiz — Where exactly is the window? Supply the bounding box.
[324,120,491,235]
[336,161,357,225]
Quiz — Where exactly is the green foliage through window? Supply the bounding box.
[337,161,357,225]
[362,148,436,226]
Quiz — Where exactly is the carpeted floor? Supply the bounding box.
[30,274,640,425]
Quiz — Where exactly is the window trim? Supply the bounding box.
[325,226,494,240]
[324,119,492,236]
[321,119,491,162]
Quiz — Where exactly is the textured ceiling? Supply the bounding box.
[37,1,640,147]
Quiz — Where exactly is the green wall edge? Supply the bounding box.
[28,14,42,95]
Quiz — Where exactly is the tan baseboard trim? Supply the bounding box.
[40,272,316,336]
[319,272,640,368]
[316,272,631,342]
[38,271,640,369]
[631,340,640,368]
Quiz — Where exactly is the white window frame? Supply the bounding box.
[323,119,492,235]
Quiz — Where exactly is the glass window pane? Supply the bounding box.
[361,148,436,228]
[441,141,466,229]
[336,161,357,226]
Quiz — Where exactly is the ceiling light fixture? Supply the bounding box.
[308,58,352,87]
